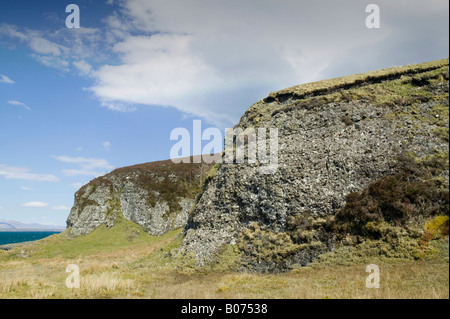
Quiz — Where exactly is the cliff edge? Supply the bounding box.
[180,59,449,271]
[66,59,449,273]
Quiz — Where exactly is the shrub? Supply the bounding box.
[335,152,449,231]
[423,216,449,241]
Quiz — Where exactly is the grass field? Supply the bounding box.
[0,217,448,299]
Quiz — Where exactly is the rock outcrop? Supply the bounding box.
[180,59,449,271]
[66,59,449,272]
[67,158,212,237]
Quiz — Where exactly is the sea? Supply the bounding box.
[0,231,62,246]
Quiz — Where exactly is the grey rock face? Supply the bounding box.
[117,181,193,235]
[66,184,119,237]
[181,60,450,267]
[67,160,208,237]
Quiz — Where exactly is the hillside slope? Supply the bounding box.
[181,59,449,272]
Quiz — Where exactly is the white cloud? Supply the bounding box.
[0,23,102,73]
[20,186,33,191]
[0,24,28,41]
[8,100,31,111]
[21,202,49,208]
[86,1,367,126]
[0,206,3,210]
[53,155,114,177]
[73,59,92,75]
[51,205,70,211]
[87,0,449,126]
[1,1,447,127]
[91,33,220,107]
[0,24,70,71]
[101,141,111,152]
[0,164,59,182]
[30,54,70,72]
[0,74,14,84]
[29,37,62,56]
[100,101,136,112]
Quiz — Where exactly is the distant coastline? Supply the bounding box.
[0,219,65,232]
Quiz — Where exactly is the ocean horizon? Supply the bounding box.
[0,231,62,246]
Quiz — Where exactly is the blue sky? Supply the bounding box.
[0,0,448,227]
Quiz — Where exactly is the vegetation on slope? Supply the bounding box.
[34,215,180,259]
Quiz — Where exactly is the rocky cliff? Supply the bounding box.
[67,59,449,273]
[67,158,212,237]
[180,59,449,271]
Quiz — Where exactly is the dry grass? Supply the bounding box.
[0,253,139,298]
[135,262,448,299]
[1,234,448,299]
[1,217,448,299]
[1,215,448,299]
